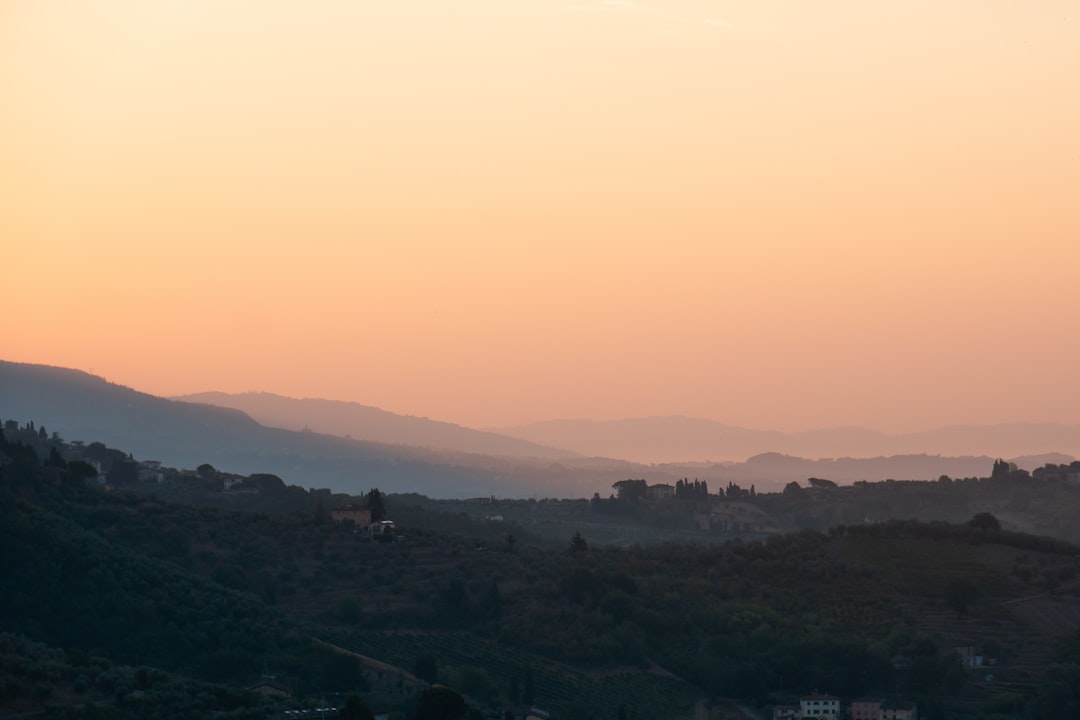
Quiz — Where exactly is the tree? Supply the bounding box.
[968,512,1001,532]
[523,668,535,705]
[247,473,286,492]
[67,460,98,481]
[367,488,387,522]
[946,577,979,615]
[569,531,588,553]
[322,653,367,692]
[46,446,66,469]
[412,686,467,720]
[413,653,438,684]
[612,479,647,502]
[335,597,362,625]
[783,481,804,496]
[341,694,375,720]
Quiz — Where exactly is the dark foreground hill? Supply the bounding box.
[4,430,1080,720]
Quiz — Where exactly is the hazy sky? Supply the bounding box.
[3,1,1078,432]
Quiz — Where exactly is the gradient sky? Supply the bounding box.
[3,1,1078,432]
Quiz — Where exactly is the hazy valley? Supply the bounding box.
[7,359,1080,720]
[4,361,1075,501]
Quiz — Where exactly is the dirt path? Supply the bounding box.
[312,638,426,687]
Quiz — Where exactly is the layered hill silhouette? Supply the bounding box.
[173,391,572,459]
[494,416,1080,464]
[0,360,585,497]
[3,360,1072,496]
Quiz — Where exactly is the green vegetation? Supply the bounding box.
[4,418,1080,720]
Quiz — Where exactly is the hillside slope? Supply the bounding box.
[175,391,574,459]
[5,434,1080,719]
[0,360,559,496]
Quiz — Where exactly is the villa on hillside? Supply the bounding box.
[647,483,675,499]
[331,503,372,529]
[247,678,291,700]
[955,645,984,668]
[800,693,840,719]
[880,701,917,720]
[778,697,916,720]
[138,460,164,483]
[851,698,883,720]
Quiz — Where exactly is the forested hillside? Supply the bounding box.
[4,422,1080,720]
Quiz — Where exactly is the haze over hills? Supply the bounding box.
[0,360,591,497]
[173,393,1080,467]
[494,416,1080,465]
[2,360,1073,496]
[174,391,573,459]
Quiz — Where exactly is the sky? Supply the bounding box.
[3,0,1078,433]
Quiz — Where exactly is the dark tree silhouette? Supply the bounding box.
[569,531,588,553]
[523,668,535,705]
[67,460,98,480]
[968,512,1001,532]
[412,686,467,720]
[413,652,438,684]
[946,577,980,615]
[612,479,647,501]
[367,488,387,522]
[341,694,375,720]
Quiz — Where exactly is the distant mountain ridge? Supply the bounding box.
[2,360,1073,497]
[493,416,1080,464]
[0,360,578,497]
[174,391,573,459]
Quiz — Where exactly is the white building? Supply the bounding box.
[800,694,840,719]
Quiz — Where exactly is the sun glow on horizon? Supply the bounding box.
[3,1,1078,432]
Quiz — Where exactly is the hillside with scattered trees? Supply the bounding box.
[4,419,1080,719]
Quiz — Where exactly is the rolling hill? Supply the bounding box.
[5,360,1068,498]
[173,391,573,459]
[0,360,580,497]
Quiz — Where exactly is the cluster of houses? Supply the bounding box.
[773,694,916,720]
[1031,461,1080,485]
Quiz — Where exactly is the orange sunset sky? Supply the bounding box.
[3,1,1078,432]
